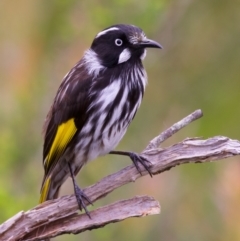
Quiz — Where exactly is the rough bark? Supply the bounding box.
[1,109,240,240]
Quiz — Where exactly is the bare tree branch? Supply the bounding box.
[1,109,240,241]
[20,196,160,241]
[145,109,203,150]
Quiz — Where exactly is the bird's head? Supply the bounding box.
[89,24,162,68]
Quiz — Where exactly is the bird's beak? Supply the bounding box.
[138,38,163,49]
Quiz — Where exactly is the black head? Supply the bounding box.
[90,24,162,68]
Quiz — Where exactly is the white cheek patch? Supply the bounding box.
[118,48,131,64]
[140,49,147,60]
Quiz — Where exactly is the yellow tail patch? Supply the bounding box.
[39,177,51,203]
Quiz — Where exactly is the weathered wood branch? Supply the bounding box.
[20,196,160,241]
[145,109,203,150]
[1,109,240,241]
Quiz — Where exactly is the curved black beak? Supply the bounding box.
[139,38,163,49]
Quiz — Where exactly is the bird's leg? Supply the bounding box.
[67,162,93,218]
[109,151,153,177]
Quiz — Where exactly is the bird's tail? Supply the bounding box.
[39,176,59,203]
[39,176,50,203]
[39,160,76,203]
[39,177,59,241]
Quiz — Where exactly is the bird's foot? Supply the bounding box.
[128,152,153,177]
[74,184,93,219]
[109,151,153,177]
[67,162,93,218]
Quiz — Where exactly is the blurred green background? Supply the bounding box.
[0,0,240,240]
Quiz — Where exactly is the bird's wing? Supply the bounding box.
[42,65,92,182]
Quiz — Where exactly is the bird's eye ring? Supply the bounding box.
[115,39,123,46]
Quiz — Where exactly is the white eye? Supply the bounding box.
[115,38,123,46]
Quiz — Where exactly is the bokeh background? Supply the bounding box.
[0,0,240,240]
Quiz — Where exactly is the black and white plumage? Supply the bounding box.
[40,24,162,215]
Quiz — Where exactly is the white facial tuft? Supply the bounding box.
[129,32,147,45]
[83,49,105,77]
[95,27,119,38]
[118,48,131,64]
[140,49,147,60]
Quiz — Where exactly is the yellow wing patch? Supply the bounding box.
[45,118,77,170]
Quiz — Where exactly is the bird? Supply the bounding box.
[40,24,162,217]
